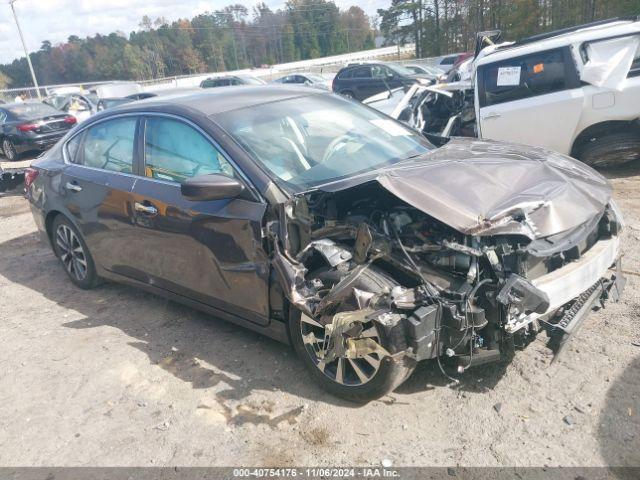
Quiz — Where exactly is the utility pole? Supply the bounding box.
[231,29,239,70]
[9,0,41,99]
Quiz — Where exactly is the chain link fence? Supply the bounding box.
[1,44,423,101]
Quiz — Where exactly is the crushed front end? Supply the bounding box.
[269,151,625,380]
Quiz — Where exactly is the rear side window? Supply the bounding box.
[78,118,137,173]
[202,79,229,88]
[337,69,353,79]
[143,117,235,183]
[626,38,640,77]
[66,134,83,164]
[580,34,640,78]
[352,66,372,79]
[479,48,571,107]
[440,56,456,65]
[631,48,640,77]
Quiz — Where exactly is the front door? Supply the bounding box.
[129,115,270,325]
[476,47,584,155]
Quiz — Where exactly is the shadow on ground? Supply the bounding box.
[598,356,640,467]
[0,230,506,415]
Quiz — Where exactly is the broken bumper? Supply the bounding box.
[504,236,623,334]
[532,236,621,313]
[546,258,625,355]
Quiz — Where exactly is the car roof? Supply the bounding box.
[118,85,320,116]
[341,62,378,69]
[203,75,258,80]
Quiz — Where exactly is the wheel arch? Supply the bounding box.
[44,210,62,246]
[571,119,640,158]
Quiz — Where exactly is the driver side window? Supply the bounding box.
[79,117,136,173]
[372,65,392,79]
[144,117,235,183]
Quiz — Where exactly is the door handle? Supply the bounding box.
[134,202,158,215]
[65,182,82,192]
[482,112,501,120]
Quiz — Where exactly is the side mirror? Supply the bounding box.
[181,174,245,201]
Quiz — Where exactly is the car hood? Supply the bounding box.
[316,138,612,239]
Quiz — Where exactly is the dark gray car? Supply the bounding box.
[332,62,432,100]
[25,86,625,402]
[1,102,76,160]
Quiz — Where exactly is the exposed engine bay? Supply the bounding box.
[393,81,477,142]
[269,155,626,380]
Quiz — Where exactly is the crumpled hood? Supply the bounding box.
[319,138,612,239]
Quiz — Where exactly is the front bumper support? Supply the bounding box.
[547,259,626,358]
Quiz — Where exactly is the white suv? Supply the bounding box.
[374,18,640,167]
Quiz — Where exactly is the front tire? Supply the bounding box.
[51,215,99,289]
[289,266,414,403]
[576,131,640,168]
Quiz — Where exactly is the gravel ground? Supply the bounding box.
[0,167,638,468]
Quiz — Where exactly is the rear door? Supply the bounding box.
[59,115,141,275]
[129,114,270,325]
[350,66,377,100]
[476,47,584,155]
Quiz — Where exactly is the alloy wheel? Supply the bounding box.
[299,313,382,386]
[2,140,15,160]
[55,224,88,282]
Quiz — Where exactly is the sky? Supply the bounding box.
[0,0,389,63]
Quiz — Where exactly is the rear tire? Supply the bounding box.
[51,215,99,289]
[576,131,640,168]
[289,265,415,403]
[2,139,18,161]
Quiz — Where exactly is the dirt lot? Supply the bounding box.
[0,166,638,468]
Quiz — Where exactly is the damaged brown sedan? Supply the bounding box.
[27,86,625,402]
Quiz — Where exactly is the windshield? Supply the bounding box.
[85,93,99,105]
[305,74,326,82]
[241,76,267,85]
[7,103,61,119]
[387,63,419,76]
[216,94,433,191]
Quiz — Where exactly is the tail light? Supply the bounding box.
[64,115,77,125]
[17,123,38,132]
[24,168,39,188]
